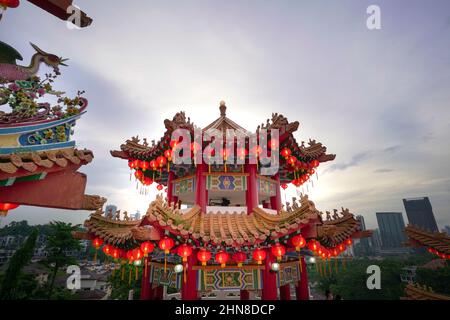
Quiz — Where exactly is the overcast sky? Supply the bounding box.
[1,0,449,230]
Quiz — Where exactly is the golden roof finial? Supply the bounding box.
[219,100,226,117]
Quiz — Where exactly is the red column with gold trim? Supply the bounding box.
[245,164,259,214]
[296,256,309,300]
[195,164,208,213]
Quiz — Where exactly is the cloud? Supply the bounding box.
[374,168,394,173]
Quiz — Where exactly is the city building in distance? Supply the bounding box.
[403,197,439,232]
[376,212,409,254]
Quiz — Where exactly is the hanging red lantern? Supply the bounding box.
[149,160,158,170]
[140,241,155,256]
[271,243,286,261]
[164,149,173,160]
[331,247,339,257]
[141,161,150,171]
[308,168,315,175]
[157,184,164,191]
[215,251,230,268]
[288,155,297,166]
[133,248,143,261]
[345,238,353,246]
[280,148,291,158]
[338,243,346,252]
[92,237,103,249]
[307,240,318,252]
[134,170,143,180]
[197,249,212,266]
[310,159,320,168]
[0,0,20,8]
[281,183,288,190]
[132,159,141,169]
[157,155,167,168]
[143,177,153,186]
[232,252,247,267]
[102,244,112,256]
[0,203,20,216]
[126,249,135,262]
[128,159,136,169]
[291,234,306,251]
[252,248,266,265]
[170,140,179,149]
[177,244,193,262]
[111,247,122,260]
[158,237,174,254]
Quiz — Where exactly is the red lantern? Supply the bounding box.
[158,237,174,254]
[143,177,153,186]
[0,0,20,8]
[132,159,141,169]
[197,249,212,266]
[128,159,136,169]
[288,155,297,166]
[170,140,179,149]
[149,160,158,170]
[176,244,193,262]
[345,238,353,246]
[281,148,291,158]
[331,247,339,257]
[164,149,173,160]
[111,247,122,260]
[215,251,230,268]
[157,184,164,191]
[269,139,278,150]
[271,243,286,261]
[140,241,155,256]
[133,248,143,261]
[311,159,320,168]
[141,161,150,171]
[134,170,143,180]
[92,237,103,249]
[232,252,247,267]
[281,183,288,190]
[102,244,112,256]
[338,243,346,252]
[0,202,20,215]
[252,248,266,265]
[291,234,306,251]
[157,155,167,168]
[307,240,318,252]
[126,249,135,262]
[308,168,315,175]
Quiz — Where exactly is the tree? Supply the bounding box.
[416,261,450,295]
[0,228,38,299]
[44,221,81,299]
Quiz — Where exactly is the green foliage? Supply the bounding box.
[108,263,142,300]
[310,255,437,300]
[0,229,38,299]
[416,260,450,295]
[44,221,81,299]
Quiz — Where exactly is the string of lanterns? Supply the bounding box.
[89,232,355,285]
[427,247,450,260]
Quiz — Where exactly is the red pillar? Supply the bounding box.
[296,257,309,300]
[240,290,250,300]
[181,249,199,300]
[279,284,291,300]
[140,257,153,300]
[245,164,259,214]
[195,164,208,213]
[167,171,175,204]
[270,173,282,212]
[262,249,278,300]
[262,201,270,209]
[154,285,164,300]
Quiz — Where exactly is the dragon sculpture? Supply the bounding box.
[0,41,68,83]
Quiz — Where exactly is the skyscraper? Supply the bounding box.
[355,215,371,256]
[376,212,407,249]
[403,197,439,232]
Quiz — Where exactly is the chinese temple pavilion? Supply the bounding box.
[80,102,370,300]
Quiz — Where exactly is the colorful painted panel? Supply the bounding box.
[197,268,262,291]
[258,178,276,197]
[206,174,247,191]
[149,263,182,289]
[276,263,301,287]
[173,177,195,196]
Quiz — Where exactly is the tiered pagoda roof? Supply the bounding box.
[405,225,450,255]
[82,194,366,250]
[403,283,450,300]
[110,103,336,185]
